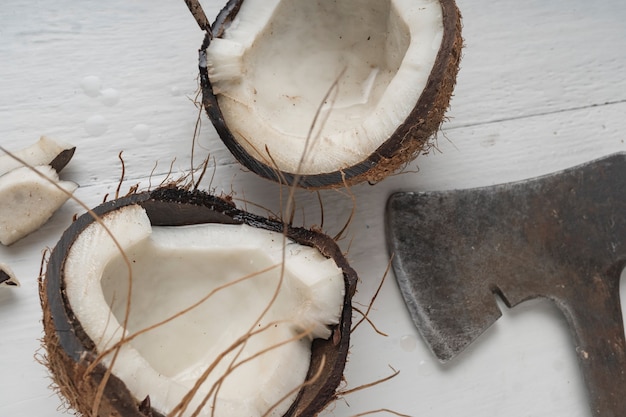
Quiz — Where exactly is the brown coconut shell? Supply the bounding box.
[49,146,76,174]
[194,0,462,189]
[40,187,358,417]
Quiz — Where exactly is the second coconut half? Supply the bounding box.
[196,0,462,189]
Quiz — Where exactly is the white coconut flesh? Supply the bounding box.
[206,0,444,175]
[0,136,73,176]
[0,165,77,245]
[63,204,345,417]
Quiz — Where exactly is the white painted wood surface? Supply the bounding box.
[1,0,625,416]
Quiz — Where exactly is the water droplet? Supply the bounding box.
[417,358,434,376]
[400,334,418,352]
[85,115,108,136]
[170,86,182,96]
[100,88,120,106]
[81,75,102,97]
[132,124,150,142]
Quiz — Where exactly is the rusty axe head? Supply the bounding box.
[386,153,626,417]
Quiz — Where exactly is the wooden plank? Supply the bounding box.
[1,0,625,416]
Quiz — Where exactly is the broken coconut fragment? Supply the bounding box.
[41,188,357,417]
[0,136,75,176]
[0,137,77,245]
[198,0,462,188]
[0,165,78,245]
[0,263,19,287]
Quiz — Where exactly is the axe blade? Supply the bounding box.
[386,153,626,417]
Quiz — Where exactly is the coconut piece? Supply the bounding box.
[0,263,19,287]
[0,165,78,245]
[0,136,76,176]
[41,188,357,417]
[199,0,462,188]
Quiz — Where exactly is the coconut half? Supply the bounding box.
[196,0,462,188]
[41,188,357,417]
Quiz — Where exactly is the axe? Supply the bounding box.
[385,153,626,417]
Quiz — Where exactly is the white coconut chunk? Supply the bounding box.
[0,165,78,245]
[206,38,246,91]
[206,0,443,174]
[0,263,19,287]
[0,136,74,176]
[64,204,345,417]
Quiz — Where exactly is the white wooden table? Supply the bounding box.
[1,0,625,416]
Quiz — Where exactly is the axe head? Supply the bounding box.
[386,153,626,364]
